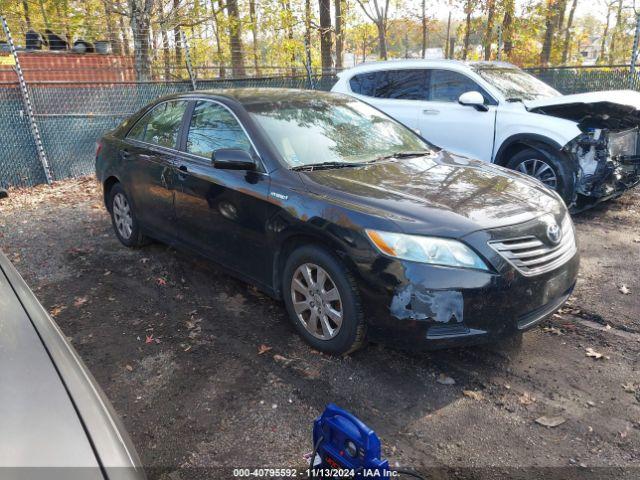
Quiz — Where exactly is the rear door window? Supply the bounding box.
[350,69,429,100]
[127,100,188,149]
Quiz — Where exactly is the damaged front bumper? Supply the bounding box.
[357,216,580,350]
[567,127,640,210]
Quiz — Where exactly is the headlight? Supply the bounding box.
[366,229,489,270]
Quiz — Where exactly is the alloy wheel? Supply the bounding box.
[112,192,133,240]
[290,263,343,340]
[517,158,558,189]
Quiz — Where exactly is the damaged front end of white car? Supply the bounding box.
[527,92,640,210]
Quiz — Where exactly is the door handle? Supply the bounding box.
[120,149,130,160]
[176,164,188,181]
[422,109,440,115]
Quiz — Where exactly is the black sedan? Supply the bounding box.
[0,251,145,478]
[96,89,579,354]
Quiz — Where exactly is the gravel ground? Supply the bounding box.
[0,177,639,479]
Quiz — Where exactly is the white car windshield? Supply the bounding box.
[473,66,560,101]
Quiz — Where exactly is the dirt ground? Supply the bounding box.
[1,177,639,479]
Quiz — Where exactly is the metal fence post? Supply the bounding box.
[1,16,53,184]
[181,31,197,90]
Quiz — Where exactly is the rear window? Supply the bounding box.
[349,69,428,100]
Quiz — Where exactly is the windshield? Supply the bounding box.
[473,66,560,101]
[245,96,432,168]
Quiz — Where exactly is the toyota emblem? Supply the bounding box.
[546,222,562,245]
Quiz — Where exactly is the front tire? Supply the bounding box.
[283,245,366,355]
[108,183,148,248]
[506,147,575,204]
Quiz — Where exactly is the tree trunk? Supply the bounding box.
[226,0,245,77]
[129,0,154,81]
[103,0,123,54]
[609,0,623,64]
[283,0,295,76]
[319,0,333,74]
[483,0,495,60]
[211,0,225,78]
[119,14,131,56]
[335,0,343,69]
[540,0,557,65]
[22,1,32,29]
[160,23,171,80]
[421,0,427,58]
[462,8,472,60]
[501,0,514,58]
[38,0,50,29]
[249,0,260,75]
[561,0,578,64]
[376,21,387,60]
[599,4,612,63]
[174,0,182,67]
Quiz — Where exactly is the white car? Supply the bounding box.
[332,60,640,209]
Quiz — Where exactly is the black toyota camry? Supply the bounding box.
[96,88,579,354]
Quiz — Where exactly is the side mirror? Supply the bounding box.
[458,91,488,111]
[212,148,256,170]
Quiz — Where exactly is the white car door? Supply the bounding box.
[417,68,497,162]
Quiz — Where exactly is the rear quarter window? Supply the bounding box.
[349,69,428,100]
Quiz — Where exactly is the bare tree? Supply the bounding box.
[599,1,615,62]
[421,0,427,58]
[22,0,32,29]
[609,0,624,64]
[355,0,391,60]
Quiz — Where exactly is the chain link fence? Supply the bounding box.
[1,12,640,189]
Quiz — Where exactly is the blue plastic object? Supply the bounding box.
[313,404,389,475]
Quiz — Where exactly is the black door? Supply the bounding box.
[174,100,272,286]
[122,99,189,238]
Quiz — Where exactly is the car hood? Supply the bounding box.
[525,90,640,129]
[298,151,564,238]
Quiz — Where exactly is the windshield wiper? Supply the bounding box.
[372,150,431,162]
[290,161,369,172]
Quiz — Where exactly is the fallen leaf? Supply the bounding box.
[437,373,456,386]
[462,390,483,401]
[141,258,150,264]
[73,296,88,308]
[273,353,292,365]
[586,347,609,360]
[519,392,536,405]
[50,305,66,316]
[145,334,154,344]
[125,364,133,372]
[535,416,566,428]
[103,270,111,276]
[156,277,167,286]
[257,344,272,355]
[622,383,636,393]
[619,284,631,295]
[543,326,563,335]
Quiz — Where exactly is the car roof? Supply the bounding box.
[336,59,518,76]
[175,87,344,106]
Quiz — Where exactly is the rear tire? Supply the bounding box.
[283,245,366,355]
[108,183,148,248]
[506,148,575,204]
